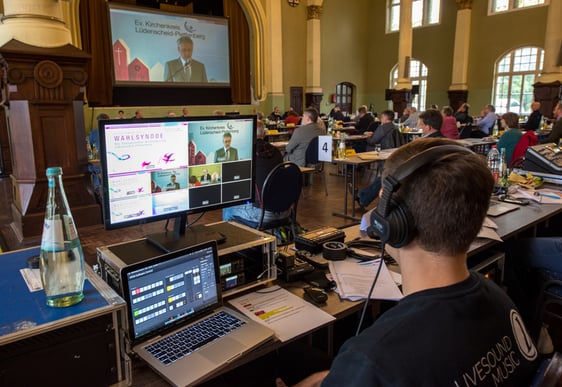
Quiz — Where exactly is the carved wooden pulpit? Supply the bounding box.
[0,39,101,241]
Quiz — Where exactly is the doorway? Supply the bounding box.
[290,87,303,115]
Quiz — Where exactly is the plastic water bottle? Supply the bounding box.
[492,121,499,137]
[40,167,86,307]
[338,138,346,159]
[487,146,500,189]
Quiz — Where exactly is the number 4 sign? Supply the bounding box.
[318,135,332,162]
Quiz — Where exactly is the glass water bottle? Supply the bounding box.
[40,167,86,307]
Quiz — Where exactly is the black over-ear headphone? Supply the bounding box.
[367,144,475,248]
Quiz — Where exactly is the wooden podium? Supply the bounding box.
[0,39,101,241]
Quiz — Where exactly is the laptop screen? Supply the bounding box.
[121,241,221,342]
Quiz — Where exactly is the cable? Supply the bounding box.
[355,244,385,336]
[345,239,397,265]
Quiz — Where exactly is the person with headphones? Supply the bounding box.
[276,138,538,386]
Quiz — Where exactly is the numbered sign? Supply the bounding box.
[318,135,332,162]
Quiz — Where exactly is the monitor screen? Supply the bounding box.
[108,3,230,87]
[98,115,256,249]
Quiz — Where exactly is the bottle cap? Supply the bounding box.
[46,166,63,177]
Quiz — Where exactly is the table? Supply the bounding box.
[401,130,423,143]
[0,247,129,386]
[457,138,497,155]
[331,149,396,221]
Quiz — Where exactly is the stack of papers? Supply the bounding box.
[329,259,403,301]
[228,286,335,342]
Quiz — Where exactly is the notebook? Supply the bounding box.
[121,240,275,387]
[486,200,520,217]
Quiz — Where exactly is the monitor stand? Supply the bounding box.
[146,214,227,252]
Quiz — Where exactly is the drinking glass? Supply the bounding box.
[374,144,382,155]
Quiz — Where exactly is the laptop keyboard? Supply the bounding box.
[145,311,246,365]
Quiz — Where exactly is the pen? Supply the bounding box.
[537,192,561,200]
[357,258,381,265]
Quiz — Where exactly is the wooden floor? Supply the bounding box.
[0,163,374,266]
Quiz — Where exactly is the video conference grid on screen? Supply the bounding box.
[100,117,255,228]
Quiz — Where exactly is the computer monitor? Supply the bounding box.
[98,115,256,251]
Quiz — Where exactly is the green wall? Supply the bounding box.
[278,0,549,116]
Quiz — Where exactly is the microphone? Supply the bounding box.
[167,60,191,81]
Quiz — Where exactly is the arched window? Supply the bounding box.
[493,46,544,115]
[390,59,428,111]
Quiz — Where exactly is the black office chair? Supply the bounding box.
[304,136,328,196]
[233,161,303,243]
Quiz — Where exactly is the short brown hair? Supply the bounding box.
[382,138,494,255]
[304,107,319,123]
[418,109,443,130]
[502,112,519,129]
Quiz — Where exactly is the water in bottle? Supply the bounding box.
[40,167,86,307]
[337,139,346,159]
[486,146,500,190]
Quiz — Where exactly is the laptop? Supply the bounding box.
[487,200,520,217]
[121,240,275,387]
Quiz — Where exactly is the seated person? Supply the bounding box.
[497,112,523,164]
[540,102,562,144]
[222,120,289,223]
[454,102,474,125]
[88,113,110,196]
[355,176,382,210]
[475,104,497,135]
[365,110,399,150]
[521,101,542,131]
[268,106,282,122]
[277,138,538,386]
[401,107,419,129]
[200,168,212,184]
[440,106,459,139]
[285,107,326,167]
[188,175,201,187]
[284,110,301,126]
[354,105,374,134]
[329,105,345,121]
[88,113,110,157]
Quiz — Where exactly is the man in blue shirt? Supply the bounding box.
[476,104,497,135]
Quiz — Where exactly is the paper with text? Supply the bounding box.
[329,259,403,301]
[228,286,335,342]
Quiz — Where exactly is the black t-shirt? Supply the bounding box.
[323,272,539,386]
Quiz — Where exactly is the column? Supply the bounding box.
[0,0,72,47]
[534,0,562,118]
[305,1,323,111]
[266,0,284,110]
[389,0,413,116]
[448,0,472,110]
[395,0,413,90]
[0,0,100,240]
